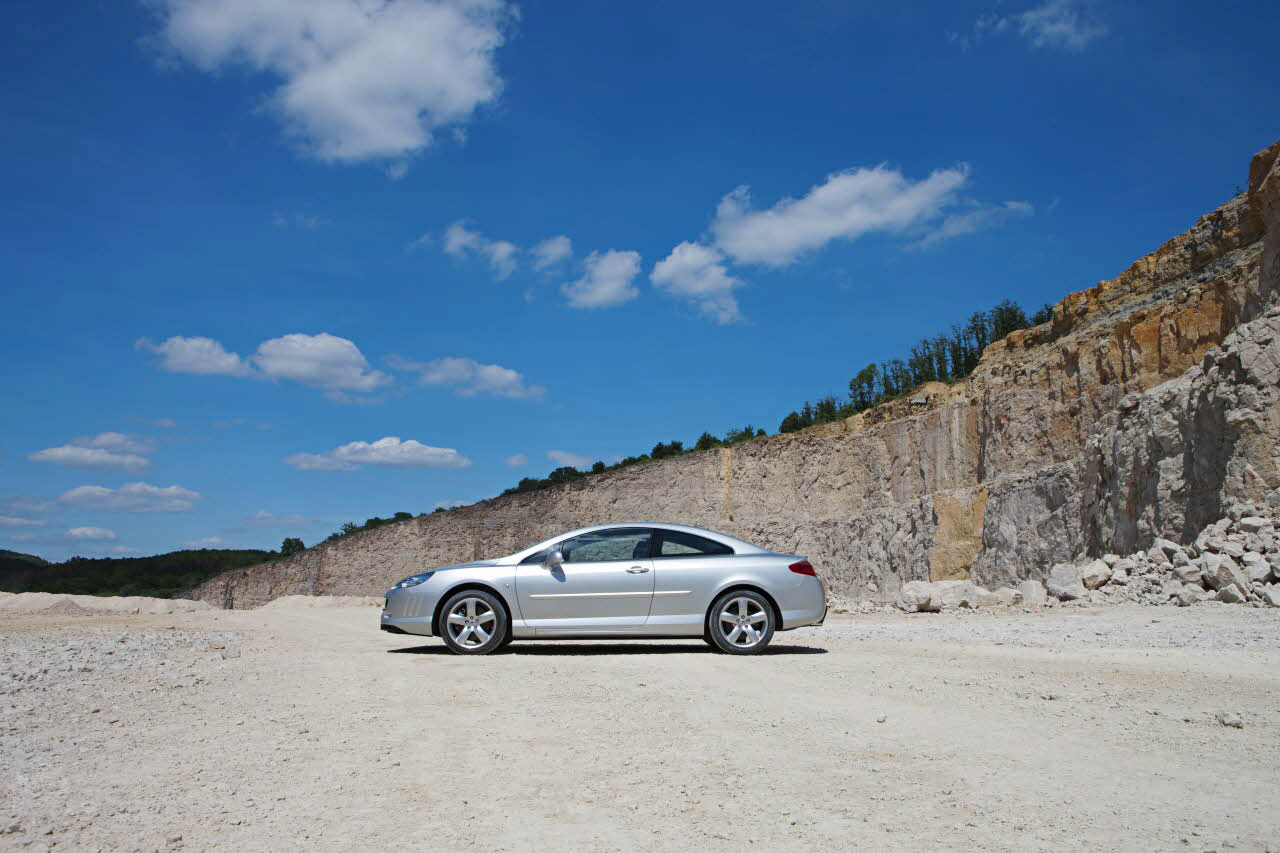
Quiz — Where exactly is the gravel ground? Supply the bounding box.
[1,602,1277,852]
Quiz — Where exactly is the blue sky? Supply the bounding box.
[2,0,1274,560]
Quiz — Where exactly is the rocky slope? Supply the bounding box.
[195,140,1280,609]
[897,489,1280,612]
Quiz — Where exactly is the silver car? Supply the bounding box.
[380,522,826,655]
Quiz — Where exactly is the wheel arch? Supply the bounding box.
[431,581,514,638]
[703,583,782,637]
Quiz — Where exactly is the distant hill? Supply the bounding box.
[0,549,51,586]
[1,549,49,567]
[0,548,274,599]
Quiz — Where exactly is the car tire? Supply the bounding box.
[439,589,508,655]
[707,590,775,655]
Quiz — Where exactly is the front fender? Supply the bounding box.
[433,569,520,629]
[382,566,517,636]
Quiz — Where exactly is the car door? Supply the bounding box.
[515,528,655,633]
[645,528,737,631]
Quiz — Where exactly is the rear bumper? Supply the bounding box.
[779,576,826,630]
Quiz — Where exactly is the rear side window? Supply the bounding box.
[656,530,733,558]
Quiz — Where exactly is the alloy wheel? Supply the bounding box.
[718,596,769,649]
[445,596,498,649]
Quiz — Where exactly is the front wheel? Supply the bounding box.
[439,590,508,655]
[707,590,775,654]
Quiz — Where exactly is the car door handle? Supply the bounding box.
[626,566,650,573]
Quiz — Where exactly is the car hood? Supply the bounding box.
[434,558,504,572]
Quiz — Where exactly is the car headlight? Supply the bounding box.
[393,571,435,589]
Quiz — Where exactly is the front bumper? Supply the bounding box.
[381,587,440,636]
[380,607,435,636]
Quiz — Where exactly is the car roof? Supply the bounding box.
[508,522,771,559]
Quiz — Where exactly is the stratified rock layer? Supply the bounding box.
[195,141,1280,608]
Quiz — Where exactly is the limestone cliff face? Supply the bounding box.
[194,142,1280,609]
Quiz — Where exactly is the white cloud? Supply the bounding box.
[66,526,117,542]
[651,242,745,325]
[913,200,1034,249]
[59,482,201,513]
[532,235,572,271]
[439,226,574,278]
[286,436,471,471]
[213,417,273,430]
[247,510,313,527]
[388,355,544,399]
[29,446,149,472]
[151,0,514,166]
[0,497,56,515]
[135,336,251,376]
[82,433,155,455]
[253,333,389,391]
[129,416,178,428]
[273,212,329,228]
[711,165,969,266]
[0,516,44,528]
[138,332,388,395]
[323,390,385,405]
[1015,1,1106,49]
[562,250,642,309]
[503,453,527,467]
[546,449,593,468]
[442,221,519,279]
[183,536,228,549]
[29,433,156,472]
[953,1,1105,51]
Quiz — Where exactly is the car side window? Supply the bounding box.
[656,530,734,558]
[559,529,652,563]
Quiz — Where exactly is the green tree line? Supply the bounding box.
[779,298,1051,432]
[323,512,416,543]
[0,548,275,598]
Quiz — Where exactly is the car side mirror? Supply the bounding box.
[543,549,564,570]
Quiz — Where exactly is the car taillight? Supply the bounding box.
[789,560,816,576]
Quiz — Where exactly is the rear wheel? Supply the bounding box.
[439,590,507,655]
[707,590,775,655]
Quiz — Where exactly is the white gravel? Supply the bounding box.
[1,601,1277,851]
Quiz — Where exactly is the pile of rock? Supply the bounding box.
[895,578,1048,612]
[1048,506,1280,609]
[897,496,1280,612]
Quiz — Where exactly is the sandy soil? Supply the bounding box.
[2,601,1278,852]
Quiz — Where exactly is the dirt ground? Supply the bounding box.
[2,601,1278,852]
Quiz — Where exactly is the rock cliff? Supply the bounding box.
[194,141,1280,609]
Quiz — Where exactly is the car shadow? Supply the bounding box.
[388,642,827,656]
